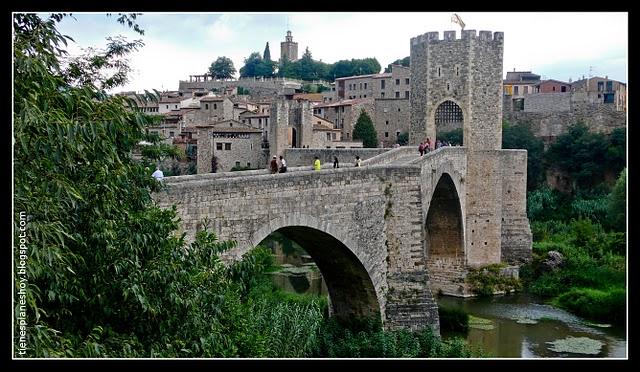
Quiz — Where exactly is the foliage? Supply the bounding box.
[502,121,546,191]
[384,56,410,73]
[554,288,625,324]
[262,42,271,61]
[208,56,236,80]
[312,316,482,358]
[438,128,463,146]
[438,306,469,334]
[606,168,626,232]
[521,216,626,324]
[236,86,249,95]
[466,264,522,297]
[239,52,275,78]
[396,132,409,146]
[545,123,625,194]
[353,109,378,148]
[327,58,381,80]
[230,165,257,172]
[277,53,380,81]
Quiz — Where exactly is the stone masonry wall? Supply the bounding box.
[374,98,411,147]
[523,92,571,113]
[155,166,439,332]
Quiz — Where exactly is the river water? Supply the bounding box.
[267,240,626,358]
[437,294,626,358]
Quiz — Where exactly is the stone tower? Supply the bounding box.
[410,30,511,268]
[269,98,313,161]
[280,30,298,62]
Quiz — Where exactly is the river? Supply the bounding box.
[437,293,626,358]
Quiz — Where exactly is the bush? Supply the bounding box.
[554,288,625,324]
[466,264,522,297]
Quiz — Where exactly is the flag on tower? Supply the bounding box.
[451,13,465,30]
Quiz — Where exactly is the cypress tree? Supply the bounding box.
[353,109,378,148]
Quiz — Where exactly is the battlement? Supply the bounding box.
[411,30,503,45]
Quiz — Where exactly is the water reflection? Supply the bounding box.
[438,294,626,358]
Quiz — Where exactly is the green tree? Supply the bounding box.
[14,13,324,358]
[353,109,378,148]
[263,42,271,61]
[208,56,236,80]
[502,121,545,191]
[437,129,463,146]
[606,168,626,232]
[545,123,610,194]
[384,56,410,73]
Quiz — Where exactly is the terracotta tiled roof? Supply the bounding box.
[314,98,372,108]
[200,95,225,102]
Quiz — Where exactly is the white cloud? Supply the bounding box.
[67,12,626,92]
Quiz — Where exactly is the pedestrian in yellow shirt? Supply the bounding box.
[313,156,321,170]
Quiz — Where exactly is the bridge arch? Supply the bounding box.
[248,214,383,322]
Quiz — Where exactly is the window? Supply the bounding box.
[175,105,178,109]
[405,91,409,99]
[381,80,385,89]
[381,92,385,98]
[364,83,367,89]
[385,132,389,137]
[524,86,529,94]
[363,95,366,98]
[395,79,400,85]
[405,78,410,85]
[225,143,231,150]
[385,120,389,125]
[242,119,246,123]
[205,103,209,110]
[456,66,460,76]
[561,86,567,92]
[438,67,441,77]
[360,83,362,90]
[396,131,400,137]
[166,105,169,109]
[258,118,262,125]
[216,143,223,150]
[341,106,345,112]
[446,83,450,91]
[341,118,344,127]
[514,86,519,95]
[247,162,251,167]
[214,103,217,109]
[169,131,174,137]
[606,81,613,91]
[235,161,240,167]
[327,133,331,140]
[398,108,401,112]
[598,81,604,92]
[395,91,400,98]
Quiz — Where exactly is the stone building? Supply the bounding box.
[311,115,343,148]
[535,79,571,93]
[280,30,299,62]
[335,65,410,100]
[502,70,540,97]
[374,98,411,147]
[571,76,626,111]
[197,95,234,123]
[269,98,314,158]
[196,120,264,173]
[313,98,375,141]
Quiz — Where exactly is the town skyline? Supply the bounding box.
[42,12,628,93]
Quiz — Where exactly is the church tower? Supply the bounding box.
[280,30,298,62]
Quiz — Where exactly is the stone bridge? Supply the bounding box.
[155,146,531,332]
[154,29,533,332]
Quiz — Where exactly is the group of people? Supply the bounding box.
[418,138,452,156]
[312,155,361,171]
[270,155,288,173]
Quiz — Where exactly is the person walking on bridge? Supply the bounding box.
[313,156,321,170]
[355,156,362,167]
[333,156,339,168]
[279,155,287,173]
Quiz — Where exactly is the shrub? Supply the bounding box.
[466,264,522,297]
[554,288,625,324]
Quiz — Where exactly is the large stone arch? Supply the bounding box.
[424,172,468,296]
[247,214,383,322]
[429,97,467,145]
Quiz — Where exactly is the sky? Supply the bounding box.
[40,12,628,93]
